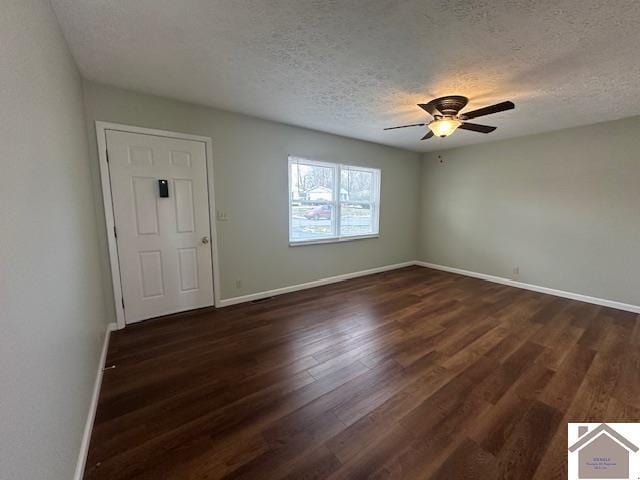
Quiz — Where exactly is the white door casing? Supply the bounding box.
[104,128,215,324]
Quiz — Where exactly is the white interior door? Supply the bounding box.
[106,130,214,324]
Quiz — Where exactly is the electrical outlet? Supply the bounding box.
[235,279,242,289]
[217,210,229,221]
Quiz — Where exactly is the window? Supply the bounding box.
[289,156,380,245]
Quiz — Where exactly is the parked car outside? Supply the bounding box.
[304,204,331,220]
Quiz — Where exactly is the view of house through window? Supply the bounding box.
[289,156,380,243]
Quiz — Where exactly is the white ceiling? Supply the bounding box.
[51,0,640,152]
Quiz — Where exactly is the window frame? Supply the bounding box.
[288,156,381,246]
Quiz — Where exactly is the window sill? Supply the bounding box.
[289,234,379,247]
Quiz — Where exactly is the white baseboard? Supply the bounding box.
[218,261,416,307]
[218,260,640,313]
[74,322,117,480]
[415,261,640,314]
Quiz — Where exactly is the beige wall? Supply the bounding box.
[82,81,421,304]
[419,116,640,306]
[0,1,109,479]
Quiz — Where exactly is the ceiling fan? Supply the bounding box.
[384,95,515,140]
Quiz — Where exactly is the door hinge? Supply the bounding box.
[105,149,109,162]
[113,226,117,238]
[121,297,125,309]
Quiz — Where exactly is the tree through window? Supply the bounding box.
[289,156,380,244]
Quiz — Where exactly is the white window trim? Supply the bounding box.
[288,156,381,246]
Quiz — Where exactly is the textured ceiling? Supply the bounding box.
[51,0,640,152]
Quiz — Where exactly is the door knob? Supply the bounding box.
[202,236,209,244]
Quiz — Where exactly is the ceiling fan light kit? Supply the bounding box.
[384,95,515,140]
[428,117,461,137]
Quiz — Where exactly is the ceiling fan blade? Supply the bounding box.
[421,131,434,140]
[418,103,439,115]
[462,101,514,120]
[383,123,426,130]
[458,122,497,133]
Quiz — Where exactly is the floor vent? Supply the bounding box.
[251,296,274,304]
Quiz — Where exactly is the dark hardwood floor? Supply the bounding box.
[84,266,640,479]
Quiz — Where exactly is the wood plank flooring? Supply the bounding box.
[84,266,640,479]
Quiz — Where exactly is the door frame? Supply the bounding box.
[96,121,221,329]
